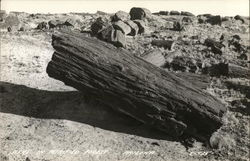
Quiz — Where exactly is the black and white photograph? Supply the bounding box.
[0,0,249,160]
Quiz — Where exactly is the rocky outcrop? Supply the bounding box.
[129,7,152,20]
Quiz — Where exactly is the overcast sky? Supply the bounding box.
[1,0,249,16]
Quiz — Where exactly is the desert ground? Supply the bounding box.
[0,9,249,161]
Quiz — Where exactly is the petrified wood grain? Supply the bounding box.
[46,31,227,140]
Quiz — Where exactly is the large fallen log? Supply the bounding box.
[46,31,227,140]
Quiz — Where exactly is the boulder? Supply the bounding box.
[112,20,131,35]
[97,25,126,47]
[112,10,130,22]
[91,17,109,35]
[37,21,48,30]
[129,7,152,20]
[97,25,114,42]
[206,15,222,25]
[159,11,169,15]
[141,49,166,67]
[182,17,193,23]
[204,38,225,55]
[173,21,184,31]
[124,20,139,36]
[111,29,126,47]
[234,15,245,23]
[133,20,147,34]
[64,18,75,27]
[181,11,195,16]
[170,11,180,15]
[48,20,64,29]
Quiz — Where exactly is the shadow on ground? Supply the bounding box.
[0,81,176,141]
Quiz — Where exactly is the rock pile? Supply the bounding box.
[91,8,152,47]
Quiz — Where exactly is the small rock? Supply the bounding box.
[64,18,75,27]
[206,15,222,25]
[48,20,64,29]
[7,26,12,32]
[124,20,139,36]
[112,10,130,22]
[129,7,152,20]
[141,49,166,67]
[36,21,48,30]
[133,20,147,34]
[112,20,131,35]
[91,17,109,35]
[181,11,194,16]
[170,11,180,15]
[19,26,25,31]
[151,40,175,50]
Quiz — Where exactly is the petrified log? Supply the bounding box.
[207,63,250,78]
[46,31,227,140]
[151,40,175,50]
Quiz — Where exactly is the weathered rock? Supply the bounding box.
[19,26,25,31]
[198,14,213,19]
[173,21,184,31]
[182,17,193,23]
[37,21,48,30]
[64,18,75,27]
[97,25,114,42]
[170,11,180,15]
[91,17,109,35]
[110,29,126,47]
[133,20,147,34]
[90,17,108,35]
[234,15,245,23]
[151,40,175,50]
[48,20,64,29]
[7,26,12,32]
[141,49,166,67]
[112,20,131,35]
[112,10,130,22]
[159,11,169,15]
[167,56,198,73]
[97,26,126,47]
[204,38,225,55]
[181,11,195,16]
[206,15,222,25]
[129,7,152,20]
[124,20,139,36]
[205,63,250,78]
[198,18,205,24]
